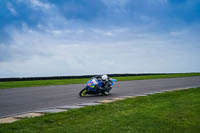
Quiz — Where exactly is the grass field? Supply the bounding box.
[0,73,200,89]
[0,87,200,133]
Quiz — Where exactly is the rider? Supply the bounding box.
[91,74,110,94]
[99,74,112,95]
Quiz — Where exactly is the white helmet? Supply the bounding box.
[102,75,108,81]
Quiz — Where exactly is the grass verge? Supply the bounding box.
[0,87,200,133]
[0,73,200,89]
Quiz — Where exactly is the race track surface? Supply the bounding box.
[0,76,200,118]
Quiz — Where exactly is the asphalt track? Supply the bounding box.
[0,76,200,118]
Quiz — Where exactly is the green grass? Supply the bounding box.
[0,73,200,89]
[0,87,200,133]
[114,73,200,81]
[0,78,90,89]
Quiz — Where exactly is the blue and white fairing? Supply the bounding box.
[86,78,101,92]
[86,78,117,92]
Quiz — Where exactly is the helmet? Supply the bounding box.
[102,75,108,81]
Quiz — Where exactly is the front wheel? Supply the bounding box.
[79,88,87,97]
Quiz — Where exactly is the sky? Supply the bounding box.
[0,0,200,78]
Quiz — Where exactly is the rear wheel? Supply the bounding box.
[79,88,87,97]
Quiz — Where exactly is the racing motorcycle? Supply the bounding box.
[79,77,117,97]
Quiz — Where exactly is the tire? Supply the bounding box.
[101,90,110,96]
[102,92,109,96]
[79,88,87,97]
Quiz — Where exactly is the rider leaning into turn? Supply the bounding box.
[95,74,112,95]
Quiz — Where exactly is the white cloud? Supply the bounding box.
[102,0,130,7]
[1,0,200,78]
[104,32,113,36]
[102,0,130,14]
[90,28,115,36]
[16,0,54,11]
[7,2,18,16]
[147,0,168,6]
[30,0,52,9]
[0,24,199,78]
[170,31,185,36]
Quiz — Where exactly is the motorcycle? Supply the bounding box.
[79,77,117,97]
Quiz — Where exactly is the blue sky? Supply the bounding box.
[0,0,200,77]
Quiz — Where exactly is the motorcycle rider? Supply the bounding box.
[93,74,112,95]
[100,74,112,95]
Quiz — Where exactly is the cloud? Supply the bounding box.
[170,31,185,36]
[29,0,52,9]
[47,0,106,21]
[6,2,18,16]
[102,0,129,7]
[147,0,168,5]
[0,23,200,78]
[16,0,53,10]
[0,0,200,77]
